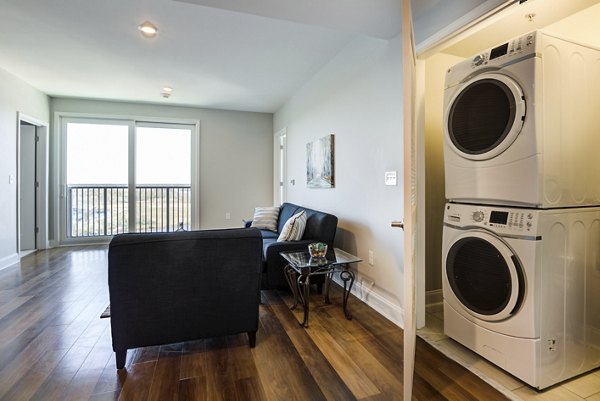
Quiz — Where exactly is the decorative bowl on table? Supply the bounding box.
[308,242,328,258]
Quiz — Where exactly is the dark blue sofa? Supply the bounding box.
[247,202,338,290]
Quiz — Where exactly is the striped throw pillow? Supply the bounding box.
[250,206,280,232]
[277,211,307,241]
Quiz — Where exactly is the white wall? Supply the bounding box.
[424,52,463,294]
[274,35,405,325]
[545,2,600,47]
[0,67,50,268]
[50,98,273,238]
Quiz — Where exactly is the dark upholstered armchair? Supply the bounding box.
[108,228,262,369]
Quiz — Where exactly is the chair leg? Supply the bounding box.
[248,331,257,348]
[115,349,127,369]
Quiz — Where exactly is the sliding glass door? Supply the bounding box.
[135,124,192,232]
[62,117,197,242]
[65,120,130,238]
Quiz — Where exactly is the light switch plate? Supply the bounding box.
[385,171,397,186]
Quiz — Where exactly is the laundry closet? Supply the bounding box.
[417,0,600,395]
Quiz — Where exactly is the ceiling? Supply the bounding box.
[0,0,401,113]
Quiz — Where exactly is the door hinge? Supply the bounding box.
[279,145,284,150]
[36,181,40,188]
[35,227,39,234]
[35,135,40,142]
[279,181,284,186]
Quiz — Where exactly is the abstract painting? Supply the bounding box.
[307,134,334,188]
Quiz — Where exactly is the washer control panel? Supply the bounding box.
[445,203,537,234]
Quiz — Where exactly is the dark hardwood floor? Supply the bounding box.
[0,246,508,401]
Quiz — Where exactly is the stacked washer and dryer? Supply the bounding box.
[441,30,600,389]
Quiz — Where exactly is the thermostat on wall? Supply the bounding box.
[385,171,397,186]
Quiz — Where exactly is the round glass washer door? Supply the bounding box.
[445,73,526,161]
[445,231,524,322]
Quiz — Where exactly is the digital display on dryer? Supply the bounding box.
[490,211,509,224]
[490,43,508,60]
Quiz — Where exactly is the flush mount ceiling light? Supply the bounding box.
[138,21,158,38]
[161,87,172,98]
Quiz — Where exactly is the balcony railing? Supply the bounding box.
[67,184,191,238]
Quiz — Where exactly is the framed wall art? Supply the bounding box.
[307,134,334,189]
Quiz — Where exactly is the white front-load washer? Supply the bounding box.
[442,202,600,389]
[444,30,600,208]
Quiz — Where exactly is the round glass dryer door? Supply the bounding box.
[445,73,526,161]
[445,231,524,321]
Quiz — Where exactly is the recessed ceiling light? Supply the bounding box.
[162,86,173,93]
[138,21,158,38]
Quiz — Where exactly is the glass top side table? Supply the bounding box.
[280,248,362,327]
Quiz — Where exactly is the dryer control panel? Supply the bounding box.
[446,31,538,87]
[468,32,536,69]
[444,203,537,235]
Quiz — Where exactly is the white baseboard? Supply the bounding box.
[0,253,20,272]
[426,289,443,306]
[49,240,60,248]
[332,275,405,329]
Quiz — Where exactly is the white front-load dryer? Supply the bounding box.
[444,30,600,208]
[442,202,600,389]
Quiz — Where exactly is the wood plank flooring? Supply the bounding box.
[0,246,509,400]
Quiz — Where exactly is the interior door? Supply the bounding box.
[402,0,418,399]
[19,123,36,251]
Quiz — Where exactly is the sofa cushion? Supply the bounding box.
[277,211,307,241]
[251,206,280,232]
[277,204,303,233]
[260,230,278,239]
[262,238,277,260]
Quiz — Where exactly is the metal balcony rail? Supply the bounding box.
[67,184,191,237]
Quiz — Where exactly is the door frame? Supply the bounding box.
[16,112,50,254]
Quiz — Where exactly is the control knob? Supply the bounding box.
[472,211,485,222]
[473,54,485,67]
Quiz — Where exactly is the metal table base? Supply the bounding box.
[284,263,355,328]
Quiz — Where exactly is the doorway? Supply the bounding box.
[274,128,287,206]
[17,113,49,256]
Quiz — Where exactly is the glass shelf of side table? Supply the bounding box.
[280,248,362,327]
